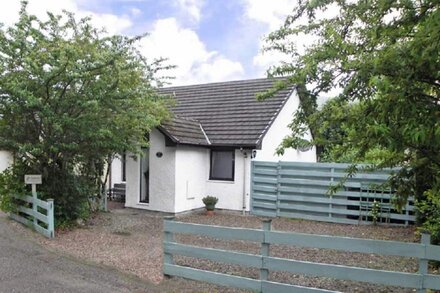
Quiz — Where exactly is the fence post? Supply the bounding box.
[47,199,55,238]
[276,162,281,217]
[418,232,430,293]
[329,167,334,219]
[32,185,38,228]
[260,219,272,292]
[163,216,175,277]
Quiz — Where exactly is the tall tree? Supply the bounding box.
[0,2,171,222]
[262,0,439,211]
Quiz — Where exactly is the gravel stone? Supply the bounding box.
[38,206,423,292]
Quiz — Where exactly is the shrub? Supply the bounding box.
[202,196,218,210]
[416,188,440,245]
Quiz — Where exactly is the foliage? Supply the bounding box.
[0,2,171,223]
[262,0,440,211]
[416,187,440,244]
[370,200,381,226]
[202,196,218,210]
[0,165,26,213]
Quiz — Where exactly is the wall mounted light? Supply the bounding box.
[156,152,163,158]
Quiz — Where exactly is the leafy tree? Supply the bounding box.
[0,2,171,223]
[262,0,439,215]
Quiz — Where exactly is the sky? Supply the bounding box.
[0,0,297,86]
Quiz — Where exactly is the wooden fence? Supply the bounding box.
[251,161,414,225]
[10,194,54,238]
[163,218,440,292]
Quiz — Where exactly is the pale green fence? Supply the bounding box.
[10,194,54,238]
[251,161,414,225]
[163,218,440,292]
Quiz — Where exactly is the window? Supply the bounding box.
[210,150,235,181]
[140,148,149,203]
[121,153,126,182]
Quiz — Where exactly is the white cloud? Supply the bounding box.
[243,0,340,76]
[243,0,295,31]
[138,17,244,85]
[241,0,297,75]
[0,0,132,35]
[130,7,142,17]
[174,0,204,24]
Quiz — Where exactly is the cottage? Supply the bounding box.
[110,78,316,213]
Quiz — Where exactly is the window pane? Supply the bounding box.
[211,150,234,180]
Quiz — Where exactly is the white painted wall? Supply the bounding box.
[255,91,316,163]
[206,149,251,212]
[110,155,124,186]
[0,151,13,172]
[124,129,176,212]
[173,147,251,213]
[174,146,208,213]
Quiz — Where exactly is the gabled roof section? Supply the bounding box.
[159,116,210,146]
[159,78,294,148]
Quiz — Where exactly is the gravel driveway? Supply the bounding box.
[37,205,420,292]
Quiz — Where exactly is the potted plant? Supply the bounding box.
[202,196,218,216]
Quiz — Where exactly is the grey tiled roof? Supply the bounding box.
[159,116,209,146]
[159,78,294,148]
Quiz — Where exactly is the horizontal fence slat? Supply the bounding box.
[264,257,420,288]
[278,203,361,216]
[253,202,277,210]
[164,242,262,268]
[266,231,423,258]
[252,194,277,201]
[251,210,277,217]
[424,274,440,290]
[17,206,49,224]
[279,169,391,181]
[10,213,32,227]
[427,245,440,262]
[164,264,261,291]
[34,224,51,238]
[14,195,50,209]
[277,201,414,221]
[164,221,263,242]
[278,178,363,189]
[277,161,400,172]
[253,169,277,176]
[253,185,277,193]
[277,211,360,224]
[252,177,278,184]
[262,281,340,293]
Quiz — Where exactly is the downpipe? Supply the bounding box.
[241,148,248,215]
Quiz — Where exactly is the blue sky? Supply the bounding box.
[2,0,296,85]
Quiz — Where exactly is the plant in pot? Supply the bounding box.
[202,196,218,216]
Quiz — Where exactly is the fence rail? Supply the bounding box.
[251,161,414,225]
[10,194,54,238]
[163,218,440,292]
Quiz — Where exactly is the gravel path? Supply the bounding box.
[38,206,420,292]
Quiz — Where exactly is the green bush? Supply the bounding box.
[0,162,94,227]
[0,166,26,213]
[416,188,440,245]
[202,196,218,210]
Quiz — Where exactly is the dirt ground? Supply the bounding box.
[38,203,420,292]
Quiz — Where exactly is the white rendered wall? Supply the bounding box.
[110,155,124,186]
[0,151,13,172]
[205,149,251,212]
[124,129,176,212]
[174,146,208,213]
[255,91,317,163]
